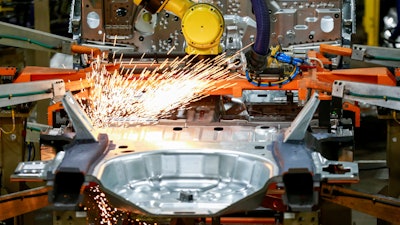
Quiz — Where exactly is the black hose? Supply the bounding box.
[246,0,270,72]
[251,0,270,55]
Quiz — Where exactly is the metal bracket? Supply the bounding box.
[0,79,65,108]
[62,92,97,141]
[0,21,75,54]
[352,44,400,67]
[332,80,400,111]
[284,92,320,142]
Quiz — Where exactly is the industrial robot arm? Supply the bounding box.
[133,0,224,55]
[133,0,270,72]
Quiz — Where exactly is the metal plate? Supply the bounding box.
[75,0,349,53]
[88,124,279,216]
[94,149,277,216]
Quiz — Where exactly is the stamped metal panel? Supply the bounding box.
[88,122,359,215]
[94,149,278,216]
[89,124,280,216]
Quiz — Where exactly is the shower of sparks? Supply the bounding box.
[86,185,167,225]
[86,185,121,224]
[79,51,242,128]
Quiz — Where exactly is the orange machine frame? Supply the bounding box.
[11,45,398,127]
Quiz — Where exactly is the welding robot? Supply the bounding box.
[131,0,268,72]
[2,0,400,225]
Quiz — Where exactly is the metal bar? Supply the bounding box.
[332,80,400,111]
[0,21,74,54]
[321,183,400,224]
[0,186,51,221]
[0,79,65,108]
[352,44,400,67]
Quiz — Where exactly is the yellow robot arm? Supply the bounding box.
[133,0,224,55]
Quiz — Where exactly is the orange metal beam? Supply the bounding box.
[319,44,352,57]
[0,186,51,221]
[315,67,396,86]
[14,66,87,83]
[71,44,102,58]
[13,65,396,100]
[343,102,361,127]
[208,67,395,98]
[0,67,17,76]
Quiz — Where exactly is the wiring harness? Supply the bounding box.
[245,49,308,87]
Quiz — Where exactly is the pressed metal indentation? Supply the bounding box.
[97,150,277,216]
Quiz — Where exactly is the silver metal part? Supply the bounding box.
[61,92,98,141]
[0,22,74,54]
[311,152,357,181]
[0,79,65,108]
[13,110,358,213]
[12,151,65,181]
[81,123,358,215]
[94,149,277,216]
[243,90,298,103]
[284,92,320,142]
[82,42,137,54]
[352,44,400,67]
[341,0,356,46]
[332,80,400,111]
[11,161,50,181]
[223,15,256,55]
[89,125,281,216]
[71,0,352,55]
[270,2,343,47]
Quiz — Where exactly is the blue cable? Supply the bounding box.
[274,52,305,66]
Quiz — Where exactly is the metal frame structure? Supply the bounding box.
[1,0,400,223]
